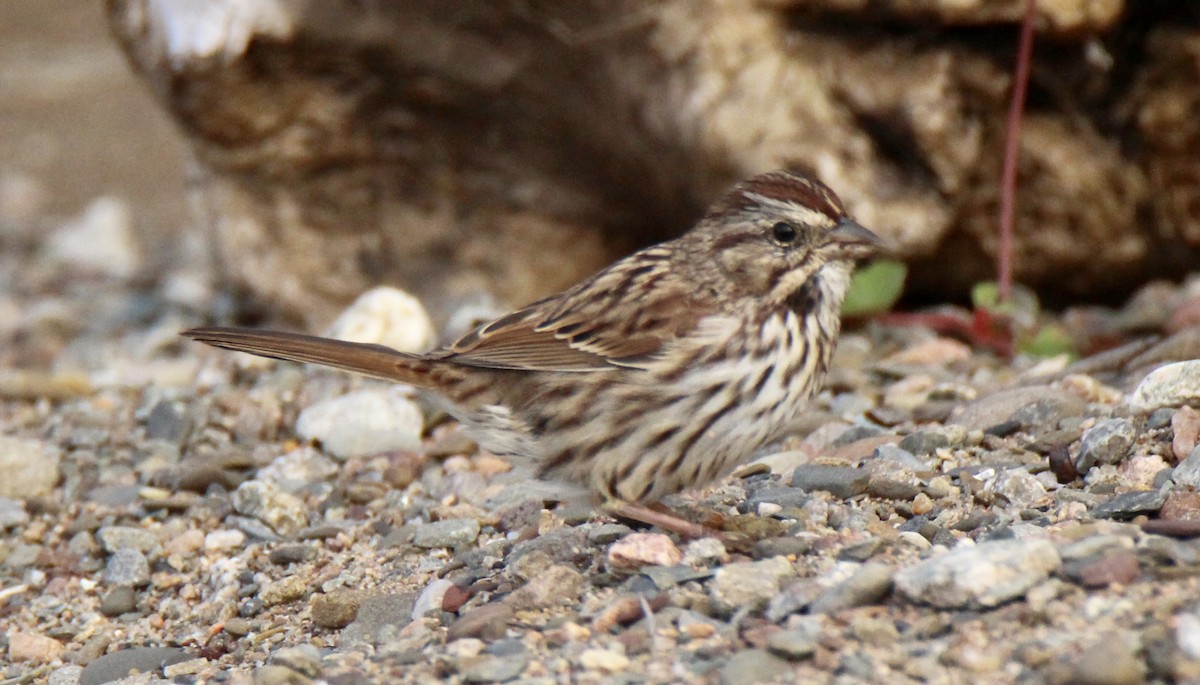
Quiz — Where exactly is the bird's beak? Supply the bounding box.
[826,218,887,259]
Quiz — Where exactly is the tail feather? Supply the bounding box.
[182,327,433,386]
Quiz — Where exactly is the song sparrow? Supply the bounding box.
[185,170,882,518]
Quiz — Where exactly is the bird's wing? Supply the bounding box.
[436,247,708,372]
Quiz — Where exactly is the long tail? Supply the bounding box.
[182,327,435,386]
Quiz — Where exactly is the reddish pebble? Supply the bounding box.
[1160,491,1200,522]
[606,533,682,569]
[442,585,471,613]
[1074,551,1140,588]
[1172,406,1200,462]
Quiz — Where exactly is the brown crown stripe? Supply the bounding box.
[710,172,845,221]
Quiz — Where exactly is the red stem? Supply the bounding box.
[998,0,1036,303]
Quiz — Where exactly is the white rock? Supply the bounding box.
[204,529,246,551]
[1130,361,1200,411]
[0,437,61,498]
[412,578,455,619]
[232,481,308,536]
[325,286,436,354]
[1176,612,1200,661]
[296,389,424,459]
[46,196,140,278]
[709,556,795,615]
[894,538,1061,609]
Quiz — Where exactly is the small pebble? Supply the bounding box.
[766,616,822,660]
[1068,633,1147,685]
[261,575,308,607]
[791,465,869,498]
[205,529,246,551]
[810,562,893,614]
[0,436,61,498]
[718,649,790,685]
[683,537,728,566]
[232,481,308,537]
[412,518,481,549]
[296,389,424,459]
[412,578,456,619]
[312,589,363,629]
[894,538,1061,609]
[1131,361,1200,410]
[7,630,65,663]
[578,648,630,673]
[1076,418,1138,473]
[103,548,150,587]
[709,556,795,615]
[508,564,584,610]
[100,586,138,616]
[606,532,682,569]
[324,286,436,354]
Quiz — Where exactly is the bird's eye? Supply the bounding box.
[771,221,797,244]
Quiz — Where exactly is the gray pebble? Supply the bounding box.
[0,497,29,529]
[340,593,415,647]
[587,523,632,544]
[866,477,921,501]
[709,556,794,615]
[508,564,584,610]
[460,654,529,683]
[745,485,810,512]
[791,465,869,499]
[894,538,1061,609]
[412,518,481,549]
[898,426,966,456]
[766,617,822,660]
[3,542,41,570]
[952,386,1084,438]
[1068,633,1147,685]
[1076,418,1138,473]
[752,536,812,560]
[48,665,83,685]
[718,649,790,685]
[79,646,192,685]
[447,603,513,641]
[103,548,150,587]
[295,389,424,459]
[838,538,885,562]
[766,579,824,622]
[0,436,61,498]
[1172,445,1200,489]
[143,399,192,444]
[872,443,928,470]
[641,565,713,589]
[810,562,893,614]
[232,481,308,537]
[100,586,137,616]
[1147,408,1176,430]
[1091,489,1168,519]
[270,644,324,678]
[96,526,159,554]
[269,544,318,565]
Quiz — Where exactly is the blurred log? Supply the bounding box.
[107,0,1200,325]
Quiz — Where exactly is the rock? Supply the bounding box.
[46,196,140,278]
[296,389,424,460]
[791,465,869,498]
[810,562,894,614]
[1067,633,1147,685]
[683,537,728,567]
[460,653,528,683]
[1131,361,1200,410]
[718,649,791,685]
[1176,613,1200,661]
[232,481,308,537]
[578,648,630,673]
[984,468,1048,508]
[586,523,632,544]
[0,497,29,528]
[270,644,324,678]
[0,436,61,498]
[898,425,967,455]
[412,518,481,549]
[753,536,812,559]
[8,631,65,663]
[324,286,436,354]
[447,603,514,641]
[412,578,456,619]
[269,543,318,565]
[1172,406,1200,461]
[96,526,159,554]
[205,529,247,551]
[261,575,308,607]
[1063,551,1140,588]
[1091,490,1168,519]
[894,539,1061,609]
[340,593,416,647]
[100,586,138,616]
[312,589,363,629]
[103,548,150,587]
[606,532,682,569]
[871,443,928,470]
[48,665,83,685]
[1173,446,1200,489]
[766,617,822,660]
[508,563,584,610]
[709,556,795,615]
[143,399,192,444]
[79,647,192,685]
[866,477,922,501]
[1160,491,1200,521]
[952,386,1084,437]
[1076,418,1138,472]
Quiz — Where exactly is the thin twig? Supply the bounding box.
[998,0,1037,303]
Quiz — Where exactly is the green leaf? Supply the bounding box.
[842,260,907,317]
[1019,323,1077,359]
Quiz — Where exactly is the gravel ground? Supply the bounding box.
[5,192,1200,685]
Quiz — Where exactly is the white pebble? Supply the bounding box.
[204,529,246,551]
[296,389,424,459]
[325,286,436,353]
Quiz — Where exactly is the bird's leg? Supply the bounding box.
[602,500,722,540]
